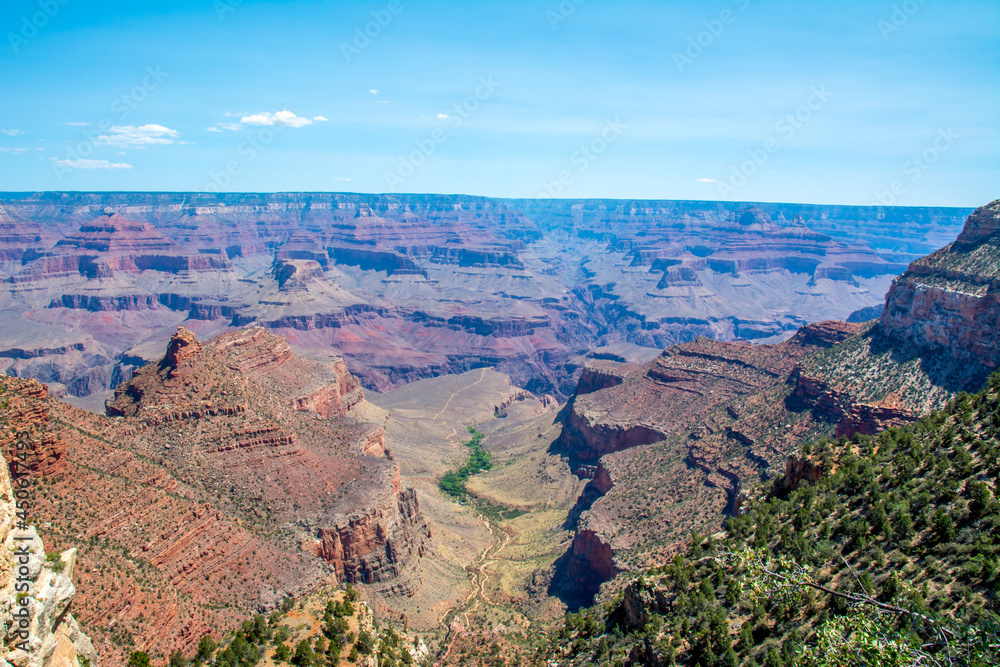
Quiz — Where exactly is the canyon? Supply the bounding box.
[2,195,996,665]
[545,199,1000,606]
[0,193,971,404]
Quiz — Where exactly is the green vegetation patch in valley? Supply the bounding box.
[439,427,492,498]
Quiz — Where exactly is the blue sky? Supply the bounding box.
[0,0,997,206]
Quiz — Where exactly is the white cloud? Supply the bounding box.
[437,113,450,119]
[332,177,352,182]
[210,111,324,132]
[95,124,180,148]
[61,122,90,127]
[1,147,28,154]
[207,122,243,132]
[52,158,133,169]
[369,89,379,95]
[240,110,313,127]
[696,177,717,183]
[0,129,24,136]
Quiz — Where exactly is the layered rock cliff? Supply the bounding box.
[107,328,429,586]
[314,468,430,586]
[0,380,65,480]
[549,321,864,605]
[0,193,970,401]
[880,199,1000,370]
[556,322,862,471]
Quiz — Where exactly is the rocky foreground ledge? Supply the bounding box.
[1,419,96,667]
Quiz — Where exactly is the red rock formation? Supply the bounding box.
[0,377,67,479]
[289,358,364,418]
[314,469,430,584]
[9,327,432,666]
[573,360,637,396]
[551,528,619,607]
[557,323,863,469]
[952,198,1000,249]
[769,455,824,498]
[882,280,1000,368]
[107,327,429,582]
[163,326,202,371]
[834,400,916,439]
[550,321,870,599]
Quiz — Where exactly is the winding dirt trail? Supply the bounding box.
[433,368,488,420]
[435,509,512,664]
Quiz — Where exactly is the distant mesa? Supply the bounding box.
[0,192,974,401]
[736,208,772,227]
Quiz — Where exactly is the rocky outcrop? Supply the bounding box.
[882,281,1000,368]
[1,447,97,667]
[549,321,869,601]
[573,361,635,396]
[359,428,391,459]
[768,455,824,499]
[106,326,430,601]
[274,259,325,290]
[314,469,430,585]
[0,379,66,480]
[557,324,860,469]
[492,389,534,418]
[550,528,618,609]
[289,359,364,418]
[22,326,432,663]
[880,200,1000,370]
[786,368,918,439]
[162,327,202,372]
[952,198,1000,249]
[834,400,916,439]
[847,304,884,322]
[558,411,665,470]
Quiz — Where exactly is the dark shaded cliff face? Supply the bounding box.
[0,192,971,400]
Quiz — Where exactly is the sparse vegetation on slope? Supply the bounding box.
[445,372,1000,666]
[174,586,425,667]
